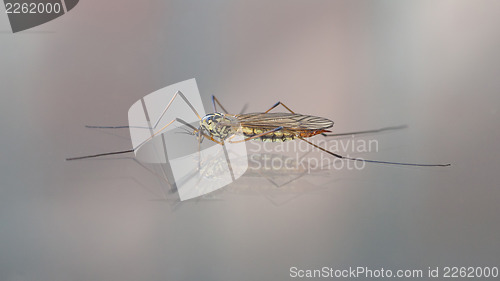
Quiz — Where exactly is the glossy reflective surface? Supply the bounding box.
[1,1,499,280]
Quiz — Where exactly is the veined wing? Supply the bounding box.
[235,112,334,131]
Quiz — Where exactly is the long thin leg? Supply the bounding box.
[66,149,136,161]
[322,125,408,137]
[67,118,208,160]
[201,134,224,145]
[135,118,227,148]
[298,136,450,167]
[228,126,284,143]
[85,90,202,130]
[212,95,228,114]
[85,125,151,129]
[152,90,201,128]
[265,101,295,113]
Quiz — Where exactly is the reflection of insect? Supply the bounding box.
[67,91,450,167]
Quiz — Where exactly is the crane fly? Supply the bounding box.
[66,91,450,167]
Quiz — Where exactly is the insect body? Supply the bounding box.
[236,113,332,142]
[197,111,333,143]
[67,91,450,167]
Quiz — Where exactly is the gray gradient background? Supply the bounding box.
[1,1,499,280]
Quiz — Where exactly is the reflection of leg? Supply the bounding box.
[222,145,235,181]
[256,167,307,188]
[212,95,229,113]
[228,126,284,143]
[131,158,171,198]
[265,101,295,113]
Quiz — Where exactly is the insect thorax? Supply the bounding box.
[200,113,237,140]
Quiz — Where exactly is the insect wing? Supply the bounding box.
[236,112,333,131]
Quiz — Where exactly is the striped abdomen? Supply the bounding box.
[241,127,327,142]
